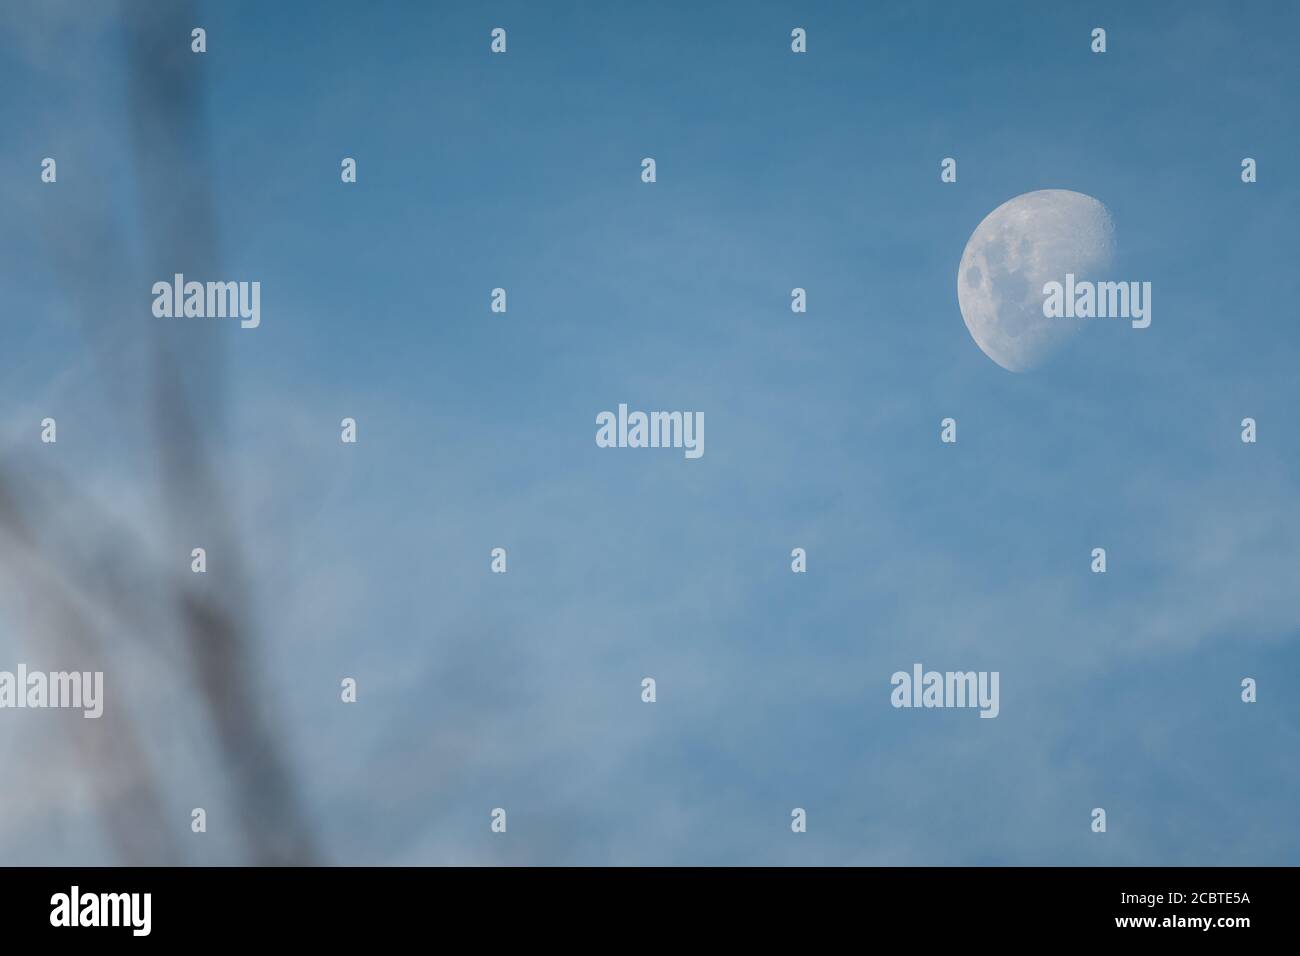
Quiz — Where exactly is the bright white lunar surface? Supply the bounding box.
[957,189,1115,372]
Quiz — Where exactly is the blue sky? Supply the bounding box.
[1,0,1297,864]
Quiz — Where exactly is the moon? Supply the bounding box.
[957,189,1115,372]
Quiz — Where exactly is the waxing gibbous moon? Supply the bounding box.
[957,189,1115,372]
